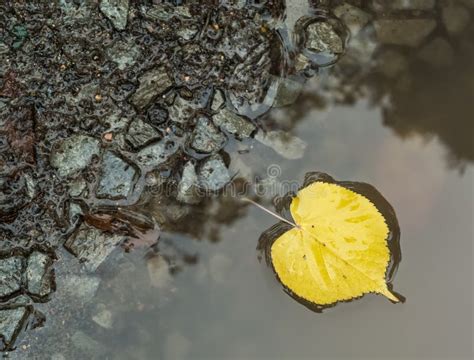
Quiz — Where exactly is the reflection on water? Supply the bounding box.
[9,1,473,359]
[267,3,474,170]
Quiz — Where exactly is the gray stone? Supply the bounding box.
[442,5,471,35]
[0,42,9,55]
[374,19,436,47]
[272,78,304,108]
[211,89,225,111]
[213,108,256,138]
[100,0,129,30]
[26,251,54,298]
[135,138,178,168]
[0,307,29,350]
[2,295,32,307]
[126,118,161,149]
[107,39,140,70]
[69,202,83,219]
[0,257,23,299]
[198,155,230,191]
[168,96,199,125]
[68,177,87,197]
[333,4,371,36]
[191,117,226,154]
[65,224,124,272]
[417,37,454,68]
[145,4,192,21]
[131,67,173,110]
[305,21,343,54]
[50,135,100,178]
[96,151,136,200]
[102,113,129,131]
[24,173,35,199]
[177,161,200,205]
[294,53,311,72]
[177,26,199,41]
[255,130,307,160]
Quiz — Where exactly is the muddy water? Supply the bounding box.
[75,43,472,360]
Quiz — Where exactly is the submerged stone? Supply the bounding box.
[65,224,125,272]
[126,118,161,149]
[198,155,230,192]
[0,307,29,350]
[177,161,200,205]
[61,275,101,303]
[26,251,55,298]
[92,304,114,329]
[294,53,311,72]
[305,21,344,54]
[96,151,137,200]
[100,0,129,30]
[152,201,191,224]
[255,130,307,160]
[0,257,23,299]
[374,19,436,47]
[135,138,179,168]
[71,330,107,356]
[333,4,371,36]
[191,117,226,154]
[131,67,174,110]
[272,77,304,108]
[50,135,100,178]
[213,108,256,138]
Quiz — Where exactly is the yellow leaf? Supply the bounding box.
[270,181,400,307]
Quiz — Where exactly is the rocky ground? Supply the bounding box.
[0,0,472,356]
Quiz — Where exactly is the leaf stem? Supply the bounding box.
[241,197,299,228]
